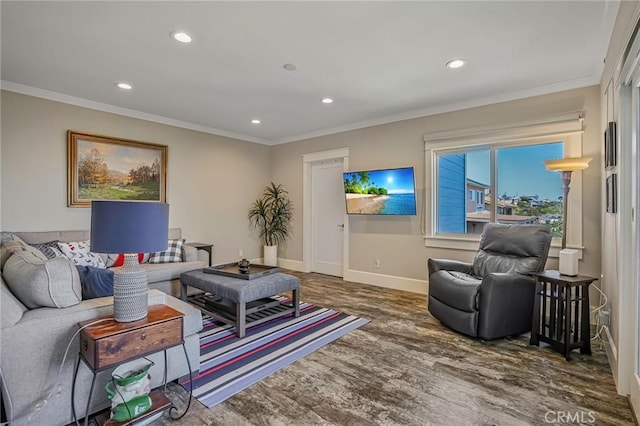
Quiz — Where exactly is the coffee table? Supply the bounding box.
[180,270,300,338]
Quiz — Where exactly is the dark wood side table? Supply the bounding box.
[529,270,597,360]
[185,242,214,266]
[72,305,192,425]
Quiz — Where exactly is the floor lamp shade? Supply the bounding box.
[90,201,169,322]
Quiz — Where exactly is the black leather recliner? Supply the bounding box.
[428,223,552,340]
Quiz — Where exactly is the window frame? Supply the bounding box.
[423,114,585,259]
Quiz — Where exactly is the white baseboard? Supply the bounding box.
[277,258,306,272]
[603,325,619,387]
[275,259,427,294]
[343,269,427,294]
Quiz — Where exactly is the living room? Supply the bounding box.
[2,1,640,425]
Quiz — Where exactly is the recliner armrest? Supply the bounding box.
[479,272,535,297]
[427,258,473,277]
[477,272,537,340]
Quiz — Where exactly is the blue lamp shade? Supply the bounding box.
[90,201,169,254]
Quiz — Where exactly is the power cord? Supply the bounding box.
[590,282,608,345]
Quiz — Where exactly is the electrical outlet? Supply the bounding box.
[374,259,380,268]
[239,249,244,258]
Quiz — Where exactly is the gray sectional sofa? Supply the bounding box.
[0,228,206,425]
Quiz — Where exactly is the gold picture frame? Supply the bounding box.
[67,131,167,207]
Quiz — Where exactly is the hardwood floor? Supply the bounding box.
[161,272,635,425]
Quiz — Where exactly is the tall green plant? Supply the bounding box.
[248,183,293,246]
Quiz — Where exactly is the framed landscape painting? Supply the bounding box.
[67,131,167,207]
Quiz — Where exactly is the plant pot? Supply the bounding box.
[263,245,278,266]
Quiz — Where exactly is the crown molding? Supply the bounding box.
[0,81,270,145]
[272,75,599,145]
[2,74,599,147]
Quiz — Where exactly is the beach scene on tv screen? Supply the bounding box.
[344,168,417,215]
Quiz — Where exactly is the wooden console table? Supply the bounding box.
[72,305,193,425]
[529,270,597,360]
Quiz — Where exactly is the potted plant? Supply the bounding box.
[248,183,293,266]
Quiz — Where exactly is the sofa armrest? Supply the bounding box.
[477,273,536,340]
[1,291,200,425]
[151,289,203,336]
[183,244,198,262]
[427,258,473,277]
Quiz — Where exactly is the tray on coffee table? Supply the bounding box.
[203,262,281,280]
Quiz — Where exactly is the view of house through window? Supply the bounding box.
[437,142,564,237]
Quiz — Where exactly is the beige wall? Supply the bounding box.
[1,85,603,285]
[272,86,602,284]
[0,90,271,264]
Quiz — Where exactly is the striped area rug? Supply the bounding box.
[180,296,369,408]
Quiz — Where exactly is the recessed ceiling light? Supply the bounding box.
[446,59,467,69]
[283,63,298,71]
[321,98,333,104]
[116,82,132,90]
[251,119,261,124]
[171,31,192,43]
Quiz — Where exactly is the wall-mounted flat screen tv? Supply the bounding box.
[343,167,417,215]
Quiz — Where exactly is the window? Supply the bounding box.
[436,142,563,236]
[424,114,584,255]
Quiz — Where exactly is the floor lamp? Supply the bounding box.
[90,201,169,322]
[542,157,591,275]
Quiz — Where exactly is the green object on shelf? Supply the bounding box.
[105,358,154,421]
[110,394,152,422]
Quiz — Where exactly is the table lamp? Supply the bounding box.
[542,156,591,275]
[91,201,169,322]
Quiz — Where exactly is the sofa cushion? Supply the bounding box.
[76,265,114,299]
[148,239,183,264]
[1,276,26,328]
[1,232,23,243]
[3,250,82,309]
[57,240,106,268]
[30,240,63,259]
[0,233,27,270]
[143,261,203,283]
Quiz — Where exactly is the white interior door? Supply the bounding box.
[629,63,640,418]
[311,161,344,277]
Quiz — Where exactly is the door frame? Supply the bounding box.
[618,20,640,413]
[302,148,349,275]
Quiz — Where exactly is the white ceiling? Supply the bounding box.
[1,1,619,145]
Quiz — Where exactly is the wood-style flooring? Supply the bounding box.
[160,272,635,425]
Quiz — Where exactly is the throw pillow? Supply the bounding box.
[108,253,145,267]
[2,249,82,309]
[76,265,114,299]
[148,239,183,264]
[104,253,121,267]
[57,240,106,268]
[3,240,48,263]
[0,233,27,269]
[30,241,63,259]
